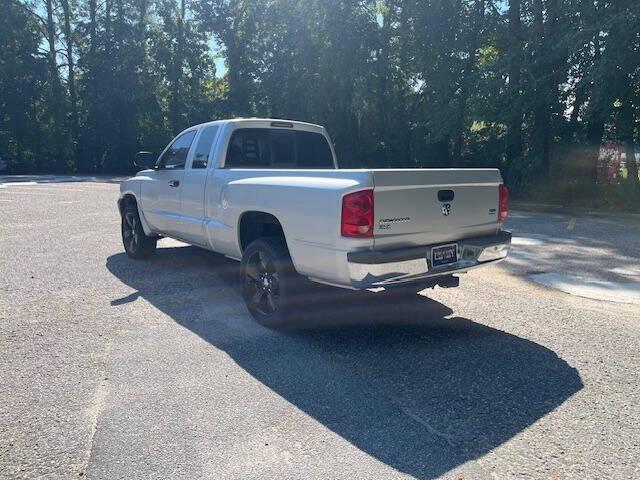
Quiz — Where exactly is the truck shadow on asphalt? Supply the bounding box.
[106,245,583,480]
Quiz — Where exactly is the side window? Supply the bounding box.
[157,130,196,169]
[191,126,219,169]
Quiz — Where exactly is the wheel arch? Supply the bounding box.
[118,192,153,236]
[237,210,290,255]
[118,193,138,215]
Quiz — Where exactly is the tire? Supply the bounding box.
[241,237,299,327]
[121,204,157,259]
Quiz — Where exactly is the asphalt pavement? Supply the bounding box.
[1,177,639,479]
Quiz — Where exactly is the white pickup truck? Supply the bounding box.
[119,118,511,325]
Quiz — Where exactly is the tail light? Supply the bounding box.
[499,184,509,222]
[341,189,374,237]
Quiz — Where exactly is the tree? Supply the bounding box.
[1,0,638,207]
[0,0,48,172]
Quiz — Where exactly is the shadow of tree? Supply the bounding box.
[106,245,582,479]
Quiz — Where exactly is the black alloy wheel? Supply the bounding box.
[241,237,297,326]
[121,204,157,259]
[244,249,280,316]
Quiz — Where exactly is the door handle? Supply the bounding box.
[168,180,180,187]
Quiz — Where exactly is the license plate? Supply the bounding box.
[431,244,458,267]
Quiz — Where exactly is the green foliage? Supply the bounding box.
[1,0,639,208]
[0,0,48,172]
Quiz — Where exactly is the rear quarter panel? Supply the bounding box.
[206,169,374,285]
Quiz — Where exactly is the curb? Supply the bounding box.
[511,201,640,220]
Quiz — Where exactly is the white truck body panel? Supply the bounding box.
[371,169,502,249]
[119,118,510,289]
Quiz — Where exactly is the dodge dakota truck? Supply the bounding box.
[118,118,511,325]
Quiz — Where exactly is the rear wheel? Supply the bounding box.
[121,204,157,259]
[241,237,297,327]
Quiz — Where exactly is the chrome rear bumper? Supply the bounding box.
[347,230,511,288]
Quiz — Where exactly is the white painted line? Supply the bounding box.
[511,236,545,246]
[549,237,576,245]
[1,181,39,186]
[0,191,59,196]
[610,267,640,277]
[513,234,575,245]
[17,186,86,192]
[506,250,539,261]
[567,218,576,230]
[531,273,640,305]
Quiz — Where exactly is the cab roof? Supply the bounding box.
[191,118,325,133]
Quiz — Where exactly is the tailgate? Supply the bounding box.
[372,169,503,249]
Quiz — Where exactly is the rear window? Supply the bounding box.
[225,128,334,169]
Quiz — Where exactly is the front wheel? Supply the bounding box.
[241,237,298,327]
[121,204,157,259]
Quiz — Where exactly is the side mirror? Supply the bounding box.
[134,151,157,170]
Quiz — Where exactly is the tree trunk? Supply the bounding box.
[45,0,57,79]
[453,0,484,165]
[169,0,186,132]
[624,142,639,190]
[78,0,98,174]
[568,84,585,137]
[60,0,79,167]
[224,6,253,117]
[505,0,523,178]
[105,0,112,43]
[584,116,605,186]
[531,0,551,177]
[619,95,640,191]
[399,0,413,165]
[89,0,97,55]
[138,0,148,60]
[580,29,605,186]
[115,0,124,52]
[376,1,391,162]
[44,0,64,172]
